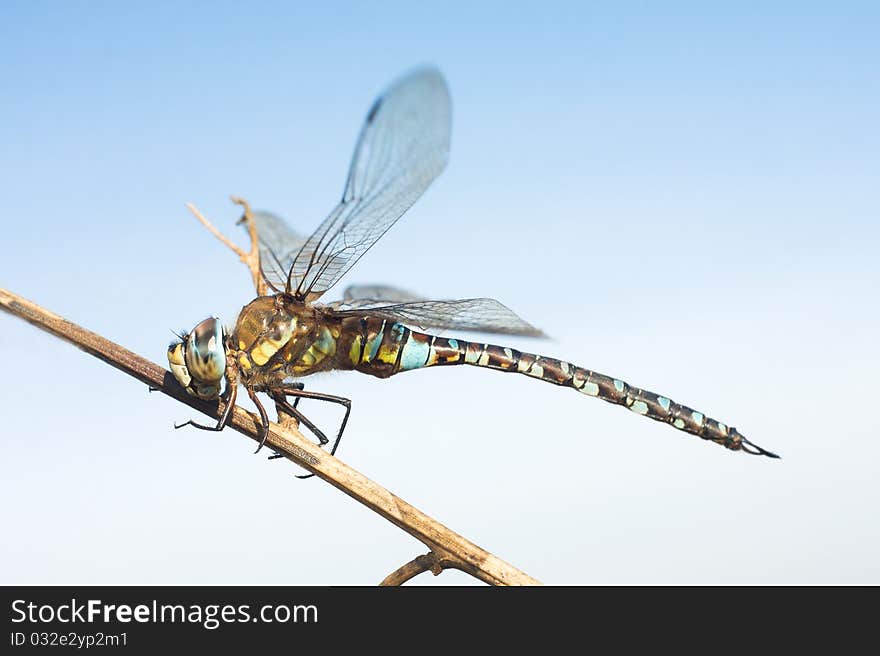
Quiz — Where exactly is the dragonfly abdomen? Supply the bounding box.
[349,319,775,457]
[463,343,771,454]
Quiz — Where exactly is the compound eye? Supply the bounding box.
[184,317,226,384]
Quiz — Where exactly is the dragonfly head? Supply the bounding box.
[167,317,227,400]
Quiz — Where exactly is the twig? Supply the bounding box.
[186,198,268,296]
[380,551,470,586]
[0,287,541,586]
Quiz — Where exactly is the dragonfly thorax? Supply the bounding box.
[167,316,227,400]
[228,295,328,388]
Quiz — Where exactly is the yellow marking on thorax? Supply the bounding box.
[292,326,337,372]
[248,320,296,366]
[251,340,279,366]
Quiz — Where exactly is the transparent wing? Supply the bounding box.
[343,284,425,303]
[289,67,451,300]
[237,210,307,290]
[323,285,425,311]
[329,298,545,337]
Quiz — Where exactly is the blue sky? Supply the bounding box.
[1,2,878,584]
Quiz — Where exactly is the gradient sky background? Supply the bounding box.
[1,2,878,585]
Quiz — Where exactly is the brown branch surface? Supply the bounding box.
[186,198,268,296]
[0,287,541,586]
[380,551,472,586]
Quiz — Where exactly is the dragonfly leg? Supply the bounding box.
[273,386,352,480]
[246,387,271,454]
[287,381,304,409]
[277,386,352,457]
[265,382,308,459]
[268,394,331,476]
[270,391,329,447]
[174,384,238,435]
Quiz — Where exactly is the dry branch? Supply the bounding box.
[380,551,471,586]
[0,287,541,586]
[186,197,268,296]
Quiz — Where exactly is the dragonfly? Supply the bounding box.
[167,67,779,466]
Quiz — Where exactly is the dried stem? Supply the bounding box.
[380,551,473,586]
[186,198,268,296]
[0,287,541,586]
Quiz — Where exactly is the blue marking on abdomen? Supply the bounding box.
[399,335,430,371]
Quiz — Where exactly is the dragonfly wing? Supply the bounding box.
[323,285,425,312]
[330,298,545,337]
[288,67,451,300]
[343,284,426,303]
[237,210,308,290]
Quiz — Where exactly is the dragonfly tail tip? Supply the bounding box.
[740,437,781,459]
